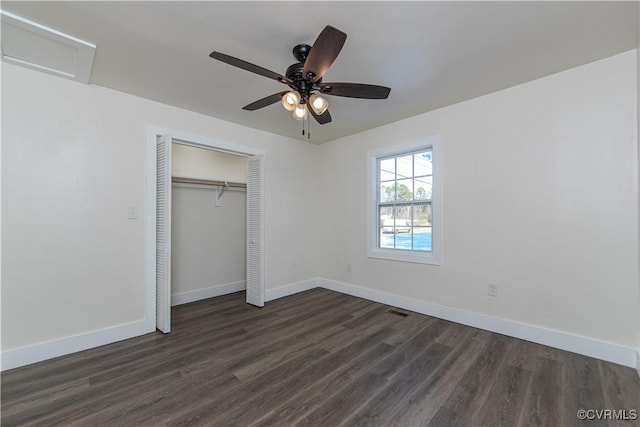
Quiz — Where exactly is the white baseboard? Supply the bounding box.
[5,277,637,372]
[265,278,320,302]
[171,280,246,306]
[318,278,638,369]
[1,319,153,371]
[1,279,305,371]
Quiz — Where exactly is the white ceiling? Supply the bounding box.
[2,1,638,144]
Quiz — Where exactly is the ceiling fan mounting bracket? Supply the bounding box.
[292,44,311,63]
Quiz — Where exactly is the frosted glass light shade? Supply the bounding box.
[309,93,328,115]
[293,104,307,121]
[282,91,300,112]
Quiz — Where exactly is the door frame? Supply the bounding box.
[144,126,266,331]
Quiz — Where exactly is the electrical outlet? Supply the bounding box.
[488,283,498,298]
[346,263,352,272]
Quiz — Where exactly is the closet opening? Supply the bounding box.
[146,128,265,334]
[171,143,248,306]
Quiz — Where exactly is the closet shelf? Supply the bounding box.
[172,176,246,189]
[172,176,246,206]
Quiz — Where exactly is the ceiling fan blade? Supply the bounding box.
[318,82,391,99]
[210,51,292,86]
[309,107,332,125]
[243,92,288,111]
[303,26,347,83]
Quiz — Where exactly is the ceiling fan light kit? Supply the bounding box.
[282,90,327,119]
[281,90,300,112]
[293,103,308,121]
[209,25,391,136]
[309,93,329,115]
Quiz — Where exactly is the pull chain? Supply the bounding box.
[300,110,311,139]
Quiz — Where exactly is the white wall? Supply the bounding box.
[318,50,640,352]
[1,62,320,366]
[172,144,247,183]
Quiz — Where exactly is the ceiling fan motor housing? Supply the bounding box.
[286,62,321,102]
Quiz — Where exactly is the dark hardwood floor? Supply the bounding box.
[2,289,639,426]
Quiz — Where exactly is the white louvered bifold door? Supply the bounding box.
[246,155,265,307]
[156,134,172,332]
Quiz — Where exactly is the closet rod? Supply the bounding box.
[172,176,246,189]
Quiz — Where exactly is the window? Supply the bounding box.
[368,138,441,264]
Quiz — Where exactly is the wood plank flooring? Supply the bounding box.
[2,289,639,426]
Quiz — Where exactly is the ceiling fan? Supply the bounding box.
[209,25,391,126]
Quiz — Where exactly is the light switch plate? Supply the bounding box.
[127,207,138,219]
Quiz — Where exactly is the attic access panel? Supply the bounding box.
[1,10,95,83]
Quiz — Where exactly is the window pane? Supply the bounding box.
[380,181,395,202]
[412,227,432,251]
[379,205,395,249]
[396,155,413,179]
[414,177,432,200]
[380,230,395,249]
[414,151,432,176]
[396,179,413,201]
[394,229,412,250]
[380,206,394,233]
[379,169,395,182]
[395,205,411,231]
[413,204,432,226]
[379,158,395,181]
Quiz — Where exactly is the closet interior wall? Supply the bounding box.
[171,143,248,305]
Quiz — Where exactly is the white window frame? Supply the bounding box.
[367,136,442,265]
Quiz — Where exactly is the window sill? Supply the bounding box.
[367,248,441,265]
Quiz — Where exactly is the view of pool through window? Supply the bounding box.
[380,229,432,251]
[378,148,433,252]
